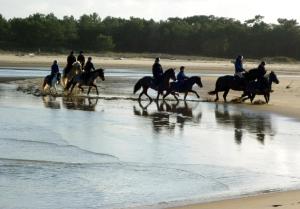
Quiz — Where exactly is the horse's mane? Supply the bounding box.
[90,68,104,74]
[164,68,175,73]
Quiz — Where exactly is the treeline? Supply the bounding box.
[1,13,300,59]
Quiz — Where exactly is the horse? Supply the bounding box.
[62,61,82,87]
[133,68,176,101]
[208,75,248,102]
[242,71,279,103]
[244,68,266,81]
[163,76,203,101]
[42,73,61,94]
[65,69,105,95]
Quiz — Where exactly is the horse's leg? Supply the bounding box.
[163,90,171,100]
[215,91,219,102]
[78,85,84,93]
[92,84,99,95]
[156,91,160,101]
[145,90,152,101]
[223,89,229,102]
[190,90,200,98]
[184,92,188,100]
[250,93,256,103]
[264,94,268,103]
[87,86,92,95]
[69,83,76,95]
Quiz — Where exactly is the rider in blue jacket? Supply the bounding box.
[234,55,245,78]
[177,66,189,88]
[51,60,59,77]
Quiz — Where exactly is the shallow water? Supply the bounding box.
[1,77,300,208]
[1,67,300,78]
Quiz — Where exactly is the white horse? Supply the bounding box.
[62,61,82,87]
[42,73,61,94]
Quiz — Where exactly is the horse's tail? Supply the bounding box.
[133,79,142,94]
[42,77,47,90]
[208,90,216,95]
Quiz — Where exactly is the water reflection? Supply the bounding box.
[42,96,61,109]
[62,97,99,111]
[42,96,99,111]
[133,100,202,133]
[214,104,275,145]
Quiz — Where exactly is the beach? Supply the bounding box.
[1,53,300,209]
[170,190,300,209]
[2,53,300,120]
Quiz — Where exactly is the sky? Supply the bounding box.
[0,0,300,23]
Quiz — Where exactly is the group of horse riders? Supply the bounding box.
[65,51,95,75]
[46,51,277,103]
[153,55,267,89]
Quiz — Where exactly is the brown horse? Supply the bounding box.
[133,68,176,101]
[65,69,105,95]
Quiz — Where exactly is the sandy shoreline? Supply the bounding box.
[1,53,300,209]
[169,190,300,209]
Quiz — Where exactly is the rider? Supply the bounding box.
[67,51,76,67]
[152,57,163,85]
[65,51,76,75]
[50,60,59,81]
[257,61,267,90]
[77,51,85,70]
[257,61,267,78]
[177,66,189,88]
[84,57,95,74]
[234,55,246,78]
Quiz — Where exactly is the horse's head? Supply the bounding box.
[72,61,82,74]
[96,68,105,81]
[269,71,279,84]
[194,76,203,88]
[164,68,176,81]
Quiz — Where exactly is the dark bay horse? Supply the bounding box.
[42,73,61,93]
[208,68,265,102]
[133,68,176,101]
[65,69,105,95]
[208,75,246,102]
[163,76,203,101]
[242,71,279,103]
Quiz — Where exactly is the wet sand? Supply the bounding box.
[11,73,300,120]
[170,190,300,209]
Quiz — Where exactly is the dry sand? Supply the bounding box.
[1,53,300,208]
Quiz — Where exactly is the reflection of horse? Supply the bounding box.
[65,69,105,95]
[214,104,275,144]
[164,76,203,101]
[62,61,81,87]
[133,68,176,101]
[42,73,61,94]
[42,96,61,109]
[133,100,201,132]
[242,71,279,103]
[208,69,265,102]
[133,100,175,133]
[62,97,99,111]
